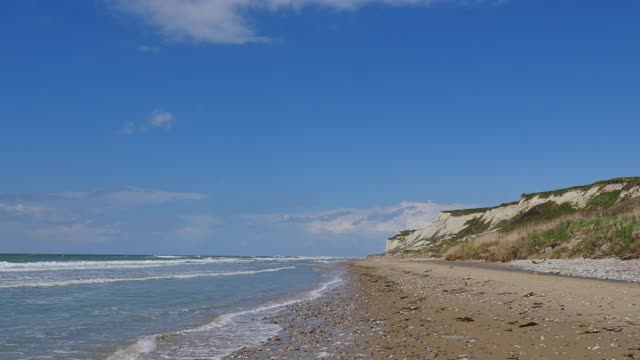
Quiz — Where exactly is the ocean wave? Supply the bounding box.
[179,276,343,335]
[105,274,343,360]
[0,257,255,272]
[0,256,348,272]
[105,336,156,360]
[0,267,295,289]
[253,256,349,262]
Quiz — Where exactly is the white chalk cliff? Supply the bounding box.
[385,178,640,255]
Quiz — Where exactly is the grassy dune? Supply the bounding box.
[445,197,640,262]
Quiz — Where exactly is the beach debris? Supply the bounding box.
[603,326,623,332]
[518,322,538,328]
[456,316,475,322]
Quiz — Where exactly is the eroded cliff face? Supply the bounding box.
[385,178,640,256]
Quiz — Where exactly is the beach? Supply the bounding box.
[228,259,640,359]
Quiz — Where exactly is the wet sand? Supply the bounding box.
[227,259,640,359]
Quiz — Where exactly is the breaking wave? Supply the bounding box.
[0,267,295,289]
[0,256,346,272]
[105,275,343,360]
[0,258,253,272]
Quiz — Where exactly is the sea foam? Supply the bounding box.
[0,257,253,272]
[105,336,156,360]
[0,266,295,288]
[0,256,346,272]
[105,274,343,360]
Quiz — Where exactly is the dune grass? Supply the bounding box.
[519,177,640,200]
[445,197,640,262]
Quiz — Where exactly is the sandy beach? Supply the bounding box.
[227,259,640,359]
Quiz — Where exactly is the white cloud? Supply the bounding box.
[150,110,175,129]
[175,214,219,239]
[0,203,49,218]
[119,110,174,135]
[109,0,505,45]
[28,223,119,243]
[0,188,208,246]
[55,187,207,206]
[265,201,473,235]
[0,202,69,224]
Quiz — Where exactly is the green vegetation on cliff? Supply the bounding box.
[446,197,640,262]
[443,201,520,216]
[521,177,640,200]
[387,230,417,241]
[387,177,640,261]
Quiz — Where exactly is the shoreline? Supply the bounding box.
[422,258,640,284]
[374,257,640,284]
[227,258,640,359]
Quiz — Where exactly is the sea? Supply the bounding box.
[0,254,346,360]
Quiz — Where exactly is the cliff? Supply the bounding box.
[385,177,640,259]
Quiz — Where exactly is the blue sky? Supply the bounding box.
[1,0,639,256]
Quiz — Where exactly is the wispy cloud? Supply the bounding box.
[0,200,118,244]
[0,187,208,245]
[0,202,73,226]
[108,0,506,45]
[120,120,137,135]
[119,110,175,135]
[175,214,219,239]
[55,187,206,206]
[150,110,175,129]
[0,203,49,219]
[28,223,119,243]
[137,44,161,53]
[259,201,473,235]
